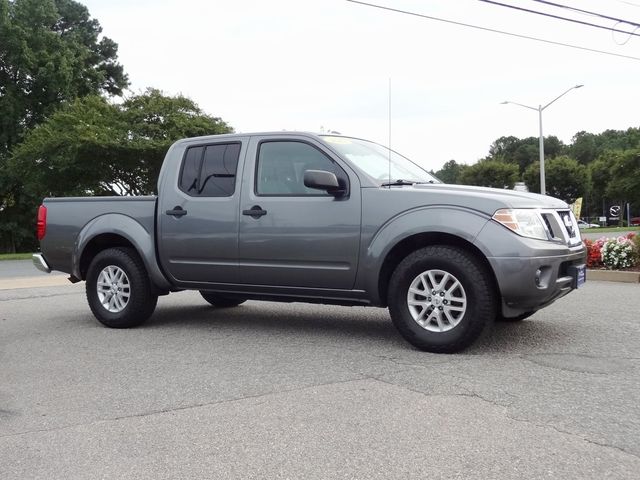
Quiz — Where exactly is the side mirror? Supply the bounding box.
[303,170,346,197]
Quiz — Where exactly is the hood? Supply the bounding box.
[376,183,568,216]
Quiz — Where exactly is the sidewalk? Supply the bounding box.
[0,259,68,290]
[0,275,70,290]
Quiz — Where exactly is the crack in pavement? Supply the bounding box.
[504,413,640,461]
[368,376,640,462]
[0,291,79,302]
[519,354,638,376]
[525,352,640,361]
[3,365,639,463]
[0,377,365,440]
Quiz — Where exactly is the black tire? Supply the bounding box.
[497,311,535,322]
[199,291,246,308]
[387,246,496,353]
[86,247,158,328]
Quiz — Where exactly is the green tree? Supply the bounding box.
[488,136,521,158]
[586,153,616,217]
[434,159,467,184]
[606,149,640,209]
[459,160,518,189]
[0,0,128,251]
[9,90,233,201]
[488,135,564,175]
[523,156,588,203]
[0,0,127,154]
[570,131,597,164]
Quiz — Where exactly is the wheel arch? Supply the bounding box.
[376,232,500,308]
[79,234,136,279]
[74,214,171,291]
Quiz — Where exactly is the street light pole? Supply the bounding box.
[538,105,544,195]
[501,84,583,195]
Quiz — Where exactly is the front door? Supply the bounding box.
[238,137,361,289]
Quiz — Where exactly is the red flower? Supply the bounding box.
[583,239,603,268]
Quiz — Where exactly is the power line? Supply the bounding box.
[477,0,640,37]
[529,0,640,28]
[345,0,640,62]
[616,0,640,7]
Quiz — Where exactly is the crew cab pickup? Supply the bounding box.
[34,132,586,353]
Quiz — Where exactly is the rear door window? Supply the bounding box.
[179,143,241,197]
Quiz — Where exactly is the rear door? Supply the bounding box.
[238,136,361,289]
[158,138,248,285]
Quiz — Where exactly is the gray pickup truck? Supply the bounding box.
[34,132,586,352]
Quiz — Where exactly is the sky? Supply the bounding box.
[82,0,640,172]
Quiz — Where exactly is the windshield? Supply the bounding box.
[322,136,440,185]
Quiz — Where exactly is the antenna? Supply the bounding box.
[388,77,392,189]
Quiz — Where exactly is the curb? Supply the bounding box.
[587,269,640,284]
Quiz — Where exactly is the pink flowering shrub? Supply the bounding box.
[583,232,638,270]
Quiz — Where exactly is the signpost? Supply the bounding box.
[608,205,621,226]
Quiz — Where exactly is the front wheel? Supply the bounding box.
[388,246,496,353]
[86,247,158,328]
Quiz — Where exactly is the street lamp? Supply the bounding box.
[501,84,583,195]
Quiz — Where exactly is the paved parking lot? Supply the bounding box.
[1,279,639,479]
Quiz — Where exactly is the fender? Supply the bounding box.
[73,213,172,291]
[357,205,493,304]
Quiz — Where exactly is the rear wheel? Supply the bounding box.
[86,247,158,328]
[199,291,246,308]
[388,246,496,353]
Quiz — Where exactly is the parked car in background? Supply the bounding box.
[578,220,599,229]
[631,217,640,226]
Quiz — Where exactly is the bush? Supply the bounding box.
[584,239,604,268]
[632,233,640,263]
[583,233,638,270]
[601,235,636,270]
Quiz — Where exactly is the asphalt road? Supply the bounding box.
[0,259,65,279]
[1,279,639,479]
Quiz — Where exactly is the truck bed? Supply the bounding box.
[40,196,157,276]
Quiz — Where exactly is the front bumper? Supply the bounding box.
[488,247,586,318]
[32,253,51,274]
[475,215,588,318]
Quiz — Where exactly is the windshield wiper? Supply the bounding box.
[380,179,432,187]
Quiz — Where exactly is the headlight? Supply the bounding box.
[492,209,548,240]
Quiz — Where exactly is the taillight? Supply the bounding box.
[37,205,47,240]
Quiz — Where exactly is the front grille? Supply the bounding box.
[539,209,582,246]
[540,213,557,239]
[557,210,578,241]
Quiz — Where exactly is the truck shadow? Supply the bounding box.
[145,301,571,353]
[147,302,402,344]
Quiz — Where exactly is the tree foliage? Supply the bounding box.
[569,128,640,166]
[440,127,640,219]
[606,149,640,208]
[0,0,128,251]
[9,89,233,199]
[523,156,588,204]
[434,159,467,184]
[0,0,127,154]
[488,135,564,175]
[459,160,518,189]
